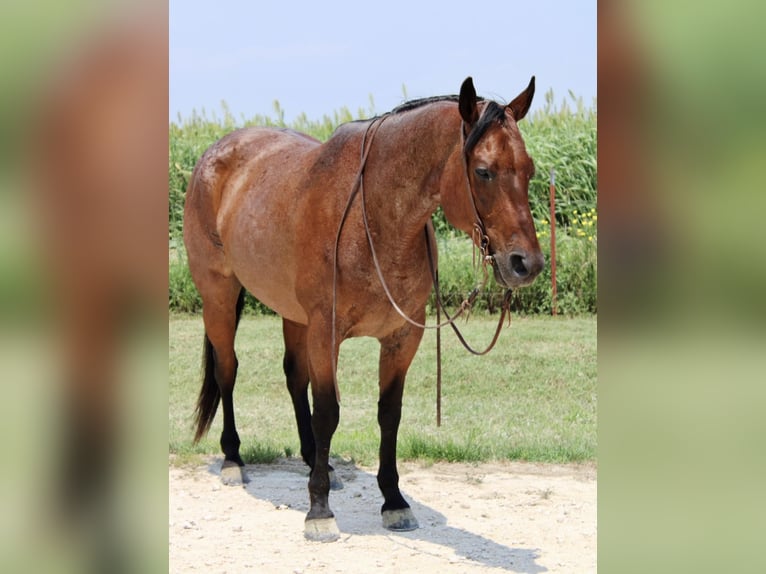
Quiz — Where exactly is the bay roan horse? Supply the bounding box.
[183,77,544,541]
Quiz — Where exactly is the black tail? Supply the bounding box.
[192,333,219,443]
[192,288,246,442]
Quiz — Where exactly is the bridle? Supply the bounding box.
[460,120,495,272]
[331,109,513,421]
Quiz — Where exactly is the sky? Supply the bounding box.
[170,1,596,123]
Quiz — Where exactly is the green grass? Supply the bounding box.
[170,227,597,316]
[169,91,595,241]
[170,313,596,466]
[168,91,596,317]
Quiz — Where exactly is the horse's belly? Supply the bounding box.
[225,233,306,323]
[224,209,309,324]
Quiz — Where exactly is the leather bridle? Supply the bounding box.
[460,120,495,270]
[330,109,513,419]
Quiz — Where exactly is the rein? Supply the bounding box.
[331,112,513,422]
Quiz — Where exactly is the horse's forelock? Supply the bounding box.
[463,101,507,155]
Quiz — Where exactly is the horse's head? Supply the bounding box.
[441,77,544,289]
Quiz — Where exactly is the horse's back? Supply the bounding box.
[185,127,318,222]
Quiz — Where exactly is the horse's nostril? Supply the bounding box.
[510,253,529,277]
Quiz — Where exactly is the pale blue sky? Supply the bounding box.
[170,1,596,123]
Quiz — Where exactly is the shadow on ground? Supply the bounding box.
[206,457,548,574]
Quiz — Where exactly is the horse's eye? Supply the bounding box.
[474,167,495,181]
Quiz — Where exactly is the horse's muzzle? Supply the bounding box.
[493,250,545,288]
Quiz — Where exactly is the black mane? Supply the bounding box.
[392,93,496,114]
[391,95,506,153]
[463,101,507,154]
[392,94,462,114]
[346,94,506,153]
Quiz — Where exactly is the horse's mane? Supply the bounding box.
[344,94,507,154]
[391,95,466,114]
[345,94,487,124]
[396,96,508,153]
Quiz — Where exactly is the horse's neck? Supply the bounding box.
[364,105,461,246]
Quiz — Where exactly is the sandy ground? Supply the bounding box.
[169,457,596,573]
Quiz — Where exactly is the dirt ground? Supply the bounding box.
[169,457,596,573]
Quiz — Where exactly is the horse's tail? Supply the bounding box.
[193,288,246,443]
[192,333,220,443]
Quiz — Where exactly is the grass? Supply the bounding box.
[170,229,597,315]
[169,313,596,466]
[170,91,595,241]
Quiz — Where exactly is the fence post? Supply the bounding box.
[549,168,557,316]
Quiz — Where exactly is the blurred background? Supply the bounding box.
[1,1,167,572]
[1,0,765,572]
[598,1,766,572]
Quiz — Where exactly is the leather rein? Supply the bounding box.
[331,111,513,422]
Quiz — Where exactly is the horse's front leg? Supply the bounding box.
[377,321,424,531]
[303,318,342,542]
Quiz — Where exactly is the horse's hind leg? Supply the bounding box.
[282,319,314,464]
[377,322,424,531]
[195,275,249,485]
[282,319,342,490]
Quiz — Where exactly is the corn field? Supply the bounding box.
[169,90,596,314]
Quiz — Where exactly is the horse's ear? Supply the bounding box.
[507,76,535,121]
[459,77,479,125]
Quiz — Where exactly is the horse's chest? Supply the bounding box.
[344,272,431,339]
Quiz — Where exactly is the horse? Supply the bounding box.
[183,76,544,541]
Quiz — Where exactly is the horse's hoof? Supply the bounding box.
[220,461,249,486]
[382,508,419,532]
[328,469,343,491]
[304,517,340,542]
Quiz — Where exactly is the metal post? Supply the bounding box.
[549,169,557,316]
[436,303,442,427]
